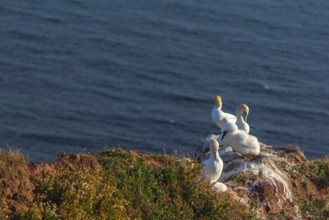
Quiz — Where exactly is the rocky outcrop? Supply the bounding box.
[208,143,327,219]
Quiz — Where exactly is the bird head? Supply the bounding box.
[209,139,219,152]
[213,96,222,108]
[236,104,249,121]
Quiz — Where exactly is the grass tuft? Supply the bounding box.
[0,148,28,218]
[304,157,329,189]
[0,147,28,178]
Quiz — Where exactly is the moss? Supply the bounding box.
[296,196,329,219]
[270,209,290,220]
[229,172,247,182]
[298,199,315,214]
[293,157,329,218]
[304,157,329,189]
[294,195,329,219]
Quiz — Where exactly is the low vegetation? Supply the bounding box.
[303,157,329,189]
[0,148,28,178]
[2,148,252,219]
[294,157,329,218]
[0,147,328,219]
[0,148,29,218]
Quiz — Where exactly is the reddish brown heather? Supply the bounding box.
[0,146,328,219]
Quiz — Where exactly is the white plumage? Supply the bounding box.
[201,139,223,184]
[201,139,227,192]
[211,96,236,129]
[236,104,250,134]
[220,120,260,156]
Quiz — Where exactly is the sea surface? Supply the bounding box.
[0,0,328,162]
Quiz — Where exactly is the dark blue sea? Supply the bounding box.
[0,0,328,162]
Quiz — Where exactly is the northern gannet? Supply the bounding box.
[201,139,227,192]
[236,104,250,134]
[211,96,236,130]
[196,134,220,162]
[220,120,260,156]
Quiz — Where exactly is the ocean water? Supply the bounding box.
[0,0,328,162]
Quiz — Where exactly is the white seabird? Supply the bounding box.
[220,119,260,156]
[236,104,250,134]
[196,134,221,162]
[201,139,227,192]
[211,96,236,130]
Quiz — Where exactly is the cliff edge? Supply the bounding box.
[0,145,328,219]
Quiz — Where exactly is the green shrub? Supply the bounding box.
[16,169,128,220]
[14,148,253,219]
[99,149,253,219]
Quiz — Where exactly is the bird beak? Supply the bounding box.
[221,131,228,140]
